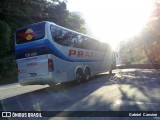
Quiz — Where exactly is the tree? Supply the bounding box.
[122,0,160,66]
[0,0,86,80]
[0,20,11,58]
[65,12,86,33]
[0,0,86,53]
[119,37,148,65]
[0,20,14,76]
[140,13,160,64]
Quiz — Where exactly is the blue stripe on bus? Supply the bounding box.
[15,39,101,62]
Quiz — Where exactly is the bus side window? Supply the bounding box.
[50,25,102,50]
[50,25,54,40]
[73,34,82,48]
[51,25,65,45]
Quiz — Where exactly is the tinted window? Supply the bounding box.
[51,25,76,47]
[16,22,45,44]
[50,25,101,50]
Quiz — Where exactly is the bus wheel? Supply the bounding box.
[76,68,83,83]
[84,68,91,81]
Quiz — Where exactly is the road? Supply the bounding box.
[0,84,49,100]
[0,69,160,119]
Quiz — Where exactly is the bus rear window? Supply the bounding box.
[16,22,45,44]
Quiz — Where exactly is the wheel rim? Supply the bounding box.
[86,74,90,80]
[76,72,82,83]
[84,69,90,80]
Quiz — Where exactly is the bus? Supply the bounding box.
[15,21,115,85]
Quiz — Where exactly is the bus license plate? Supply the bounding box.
[30,73,37,77]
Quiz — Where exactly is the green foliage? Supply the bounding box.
[0,56,16,75]
[0,0,86,55]
[119,38,148,64]
[0,55,17,85]
[139,1,160,64]
[0,20,11,57]
[120,1,160,65]
[65,12,86,33]
[0,20,16,84]
[0,0,86,84]
[0,0,86,36]
[0,56,17,84]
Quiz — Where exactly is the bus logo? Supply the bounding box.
[68,50,93,58]
[19,29,34,41]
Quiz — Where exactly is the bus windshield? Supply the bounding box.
[16,22,45,44]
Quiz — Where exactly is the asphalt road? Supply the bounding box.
[0,69,160,120]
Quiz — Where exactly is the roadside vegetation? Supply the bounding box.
[0,0,86,85]
[1,0,160,85]
[119,1,160,65]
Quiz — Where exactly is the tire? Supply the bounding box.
[76,68,83,83]
[84,68,91,81]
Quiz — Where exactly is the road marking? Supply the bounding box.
[114,99,160,105]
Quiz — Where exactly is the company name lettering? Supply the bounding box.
[68,50,93,57]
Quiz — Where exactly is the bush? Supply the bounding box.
[0,20,11,57]
[0,20,17,84]
[0,56,17,84]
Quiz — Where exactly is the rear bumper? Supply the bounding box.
[18,72,56,85]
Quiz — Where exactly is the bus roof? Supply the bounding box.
[16,21,109,46]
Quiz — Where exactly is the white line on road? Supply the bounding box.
[114,99,160,105]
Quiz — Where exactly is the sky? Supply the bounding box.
[67,0,155,50]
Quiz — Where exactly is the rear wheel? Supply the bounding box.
[84,68,91,81]
[76,68,83,83]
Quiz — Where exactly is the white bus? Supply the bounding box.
[15,21,114,85]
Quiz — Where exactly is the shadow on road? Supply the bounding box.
[106,69,160,111]
[0,72,114,112]
[0,69,160,118]
[47,73,115,92]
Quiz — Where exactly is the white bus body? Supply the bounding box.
[15,21,114,85]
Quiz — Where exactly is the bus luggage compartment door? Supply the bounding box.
[17,55,49,78]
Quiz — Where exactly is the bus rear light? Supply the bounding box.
[48,59,54,72]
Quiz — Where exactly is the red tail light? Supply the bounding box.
[48,59,54,72]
